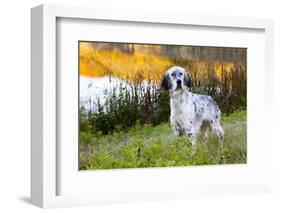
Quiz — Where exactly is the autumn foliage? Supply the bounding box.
[80,42,246,85]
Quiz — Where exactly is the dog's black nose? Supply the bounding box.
[177,79,181,84]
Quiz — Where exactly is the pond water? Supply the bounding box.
[80,76,156,112]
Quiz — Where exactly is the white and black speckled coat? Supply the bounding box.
[161,66,224,145]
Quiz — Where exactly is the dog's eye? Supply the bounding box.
[179,73,183,76]
[171,73,175,76]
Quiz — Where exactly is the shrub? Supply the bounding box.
[80,61,247,135]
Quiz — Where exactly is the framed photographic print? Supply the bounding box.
[31,4,274,208]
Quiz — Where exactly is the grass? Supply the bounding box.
[79,110,246,170]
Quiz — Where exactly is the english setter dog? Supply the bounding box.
[161,66,224,145]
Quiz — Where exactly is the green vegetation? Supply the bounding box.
[79,110,246,170]
[79,43,247,170]
[80,85,170,135]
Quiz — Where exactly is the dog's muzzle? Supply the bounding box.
[176,79,182,89]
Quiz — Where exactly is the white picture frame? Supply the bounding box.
[31,4,274,208]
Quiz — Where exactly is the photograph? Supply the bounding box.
[79,41,247,170]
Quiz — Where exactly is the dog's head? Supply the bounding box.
[161,66,192,92]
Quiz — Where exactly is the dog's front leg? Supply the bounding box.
[189,134,196,145]
[172,127,183,137]
[184,127,197,145]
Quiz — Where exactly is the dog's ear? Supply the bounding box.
[161,74,171,91]
[184,73,192,88]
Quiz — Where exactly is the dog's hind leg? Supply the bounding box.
[203,126,211,143]
[200,121,211,143]
[211,122,224,143]
[211,121,224,161]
